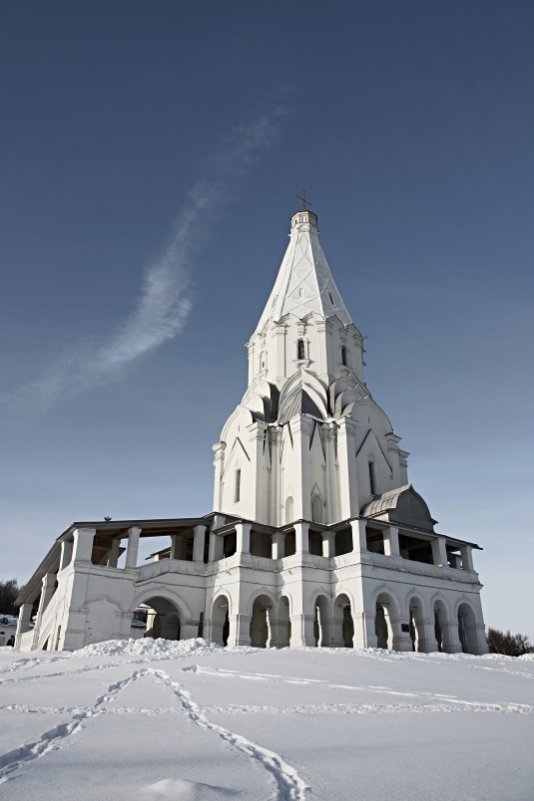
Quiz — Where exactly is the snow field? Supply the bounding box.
[1,640,533,800]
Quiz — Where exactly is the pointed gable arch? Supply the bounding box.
[219,404,255,442]
[278,369,329,425]
[227,436,251,466]
[355,429,393,476]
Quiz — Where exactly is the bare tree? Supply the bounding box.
[0,579,22,616]
[487,627,534,657]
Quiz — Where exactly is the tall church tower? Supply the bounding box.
[17,202,488,655]
[213,208,409,527]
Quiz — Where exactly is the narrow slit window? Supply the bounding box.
[234,469,241,503]
[368,461,376,496]
[297,338,305,360]
[328,291,334,304]
[341,345,347,366]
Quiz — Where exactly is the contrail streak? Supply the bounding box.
[7,106,286,410]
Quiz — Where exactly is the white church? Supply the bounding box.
[16,207,488,655]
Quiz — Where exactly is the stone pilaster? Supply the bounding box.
[337,417,359,518]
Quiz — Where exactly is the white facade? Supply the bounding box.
[16,209,488,655]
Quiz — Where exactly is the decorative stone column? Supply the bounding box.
[193,525,206,562]
[290,613,316,647]
[392,626,413,652]
[72,527,96,563]
[431,537,449,567]
[460,544,474,572]
[417,618,438,653]
[125,526,142,569]
[267,613,286,647]
[226,613,251,647]
[322,531,335,558]
[32,572,57,647]
[383,526,400,557]
[235,522,251,555]
[59,539,74,571]
[350,519,367,555]
[272,531,284,560]
[294,522,309,555]
[352,610,377,649]
[208,532,224,562]
[442,620,463,653]
[15,602,34,647]
[106,538,121,568]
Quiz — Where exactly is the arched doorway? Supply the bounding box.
[458,602,478,654]
[211,595,230,646]
[334,594,354,648]
[250,594,273,647]
[138,596,181,641]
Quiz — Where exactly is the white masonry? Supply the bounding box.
[16,208,488,655]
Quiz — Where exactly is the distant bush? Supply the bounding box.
[487,627,534,657]
[0,579,23,616]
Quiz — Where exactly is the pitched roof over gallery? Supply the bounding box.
[253,209,353,334]
[361,484,438,532]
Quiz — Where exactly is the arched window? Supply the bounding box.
[311,494,323,524]
[285,496,294,523]
[297,338,305,360]
[368,461,377,496]
[234,469,241,503]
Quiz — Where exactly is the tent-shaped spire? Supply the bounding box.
[254,209,352,334]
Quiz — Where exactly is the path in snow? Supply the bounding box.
[0,655,308,801]
[1,641,534,801]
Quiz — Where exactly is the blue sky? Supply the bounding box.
[1,1,533,638]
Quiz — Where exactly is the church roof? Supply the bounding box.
[253,209,352,334]
[361,484,438,532]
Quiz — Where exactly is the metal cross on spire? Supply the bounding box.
[297,190,312,211]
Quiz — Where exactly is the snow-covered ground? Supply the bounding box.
[1,641,533,801]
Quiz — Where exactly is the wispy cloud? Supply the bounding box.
[8,107,286,410]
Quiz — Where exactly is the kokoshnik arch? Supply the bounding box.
[16,207,488,655]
